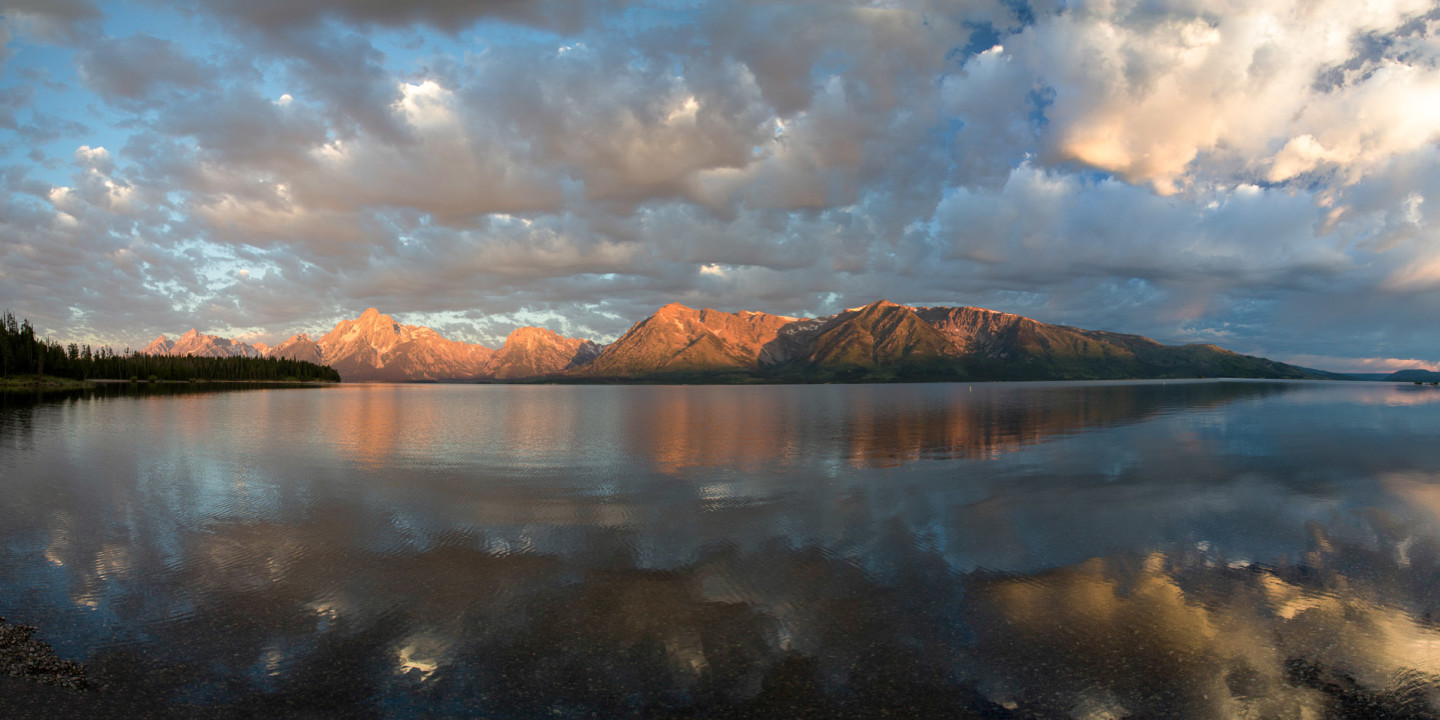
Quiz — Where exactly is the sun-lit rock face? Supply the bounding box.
[914,305,1033,356]
[139,299,1322,383]
[577,299,963,379]
[266,333,323,365]
[577,302,809,378]
[141,328,265,358]
[313,308,494,382]
[308,311,599,382]
[785,300,956,372]
[569,299,1322,382]
[485,326,602,379]
[138,310,600,382]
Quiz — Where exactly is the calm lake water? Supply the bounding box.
[4,380,1440,718]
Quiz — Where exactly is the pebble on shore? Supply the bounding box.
[0,617,87,690]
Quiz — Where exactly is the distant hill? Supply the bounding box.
[1386,369,1440,383]
[143,300,1337,384]
[1326,373,1393,381]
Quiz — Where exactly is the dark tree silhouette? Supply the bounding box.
[1,311,341,383]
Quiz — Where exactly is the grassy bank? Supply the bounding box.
[0,375,97,390]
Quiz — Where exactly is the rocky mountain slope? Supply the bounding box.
[303,308,494,382]
[145,308,594,382]
[485,327,601,379]
[142,300,1331,383]
[579,300,1326,383]
[574,303,804,379]
[140,329,265,358]
[266,333,323,365]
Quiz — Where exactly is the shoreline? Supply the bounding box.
[2,376,339,392]
[0,617,86,691]
[0,375,97,390]
[89,378,338,385]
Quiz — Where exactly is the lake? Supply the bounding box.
[4,380,1440,718]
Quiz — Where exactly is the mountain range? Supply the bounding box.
[140,300,1356,383]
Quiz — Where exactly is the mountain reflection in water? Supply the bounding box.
[5,380,1440,718]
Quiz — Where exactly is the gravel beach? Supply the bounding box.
[0,617,87,690]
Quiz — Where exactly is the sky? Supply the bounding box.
[2,0,1440,371]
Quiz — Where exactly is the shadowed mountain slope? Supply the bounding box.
[572,300,1327,383]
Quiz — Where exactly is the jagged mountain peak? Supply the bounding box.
[142,328,263,358]
[310,308,494,382]
[845,299,905,313]
[137,299,1324,383]
[505,326,564,345]
[140,335,173,355]
[579,302,815,378]
[485,326,597,379]
[655,302,695,314]
[351,308,400,331]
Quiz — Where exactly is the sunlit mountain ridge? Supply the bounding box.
[141,300,1337,383]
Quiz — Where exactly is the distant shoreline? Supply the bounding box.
[0,375,97,390]
[0,375,338,392]
[88,378,338,385]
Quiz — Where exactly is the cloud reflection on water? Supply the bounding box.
[5,381,1440,717]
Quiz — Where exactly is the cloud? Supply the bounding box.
[76,33,216,102]
[5,0,1440,371]
[0,20,11,73]
[0,0,102,44]
[196,0,615,36]
[0,83,33,130]
[944,0,1440,193]
[1285,355,1440,373]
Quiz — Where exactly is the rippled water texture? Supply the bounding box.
[5,380,1440,718]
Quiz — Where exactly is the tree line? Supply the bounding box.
[1,311,341,383]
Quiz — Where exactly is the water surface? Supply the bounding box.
[4,380,1440,718]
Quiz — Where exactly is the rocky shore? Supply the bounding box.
[0,617,87,690]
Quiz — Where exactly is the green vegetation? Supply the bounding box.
[0,374,96,390]
[1,311,341,384]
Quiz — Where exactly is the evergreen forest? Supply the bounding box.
[0,311,341,383]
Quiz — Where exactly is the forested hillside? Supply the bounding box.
[1,312,340,383]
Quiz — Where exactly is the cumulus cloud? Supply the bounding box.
[0,0,102,44]
[4,0,1440,368]
[0,21,11,74]
[76,34,216,102]
[0,83,33,130]
[196,0,616,36]
[975,0,1440,193]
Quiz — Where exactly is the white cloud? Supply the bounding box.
[954,0,1440,192]
[9,0,1440,370]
